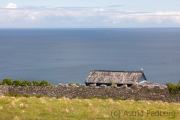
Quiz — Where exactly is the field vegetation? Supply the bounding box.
[0,95,180,120]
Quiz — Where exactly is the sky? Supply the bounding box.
[0,0,180,28]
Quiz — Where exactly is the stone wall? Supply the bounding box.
[0,85,9,95]
[0,84,180,102]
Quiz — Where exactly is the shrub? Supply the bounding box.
[21,80,31,86]
[32,80,39,86]
[0,80,3,85]
[166,82,179,94]
[177,80,180,90]
[0,78,53,86]
[2,78,12,85]
[12,79,21,86]
[39,80,51,86]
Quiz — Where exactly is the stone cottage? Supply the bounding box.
[85,70,147,87]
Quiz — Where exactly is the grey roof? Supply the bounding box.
[85,70,146,84]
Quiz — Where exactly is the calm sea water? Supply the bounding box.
[0,28,180,84]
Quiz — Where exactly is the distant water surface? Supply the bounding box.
[0,28,180,84]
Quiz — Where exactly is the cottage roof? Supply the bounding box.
[85,70,147,84]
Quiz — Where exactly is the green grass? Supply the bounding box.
[0,95,180,120]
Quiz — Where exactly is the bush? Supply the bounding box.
[32,80,39,86]
[0,78,53,86]
[21,80,31,86]
[177,80,180,90]
[166,82,179,94]
[0,80,3,85]
[39,80,51,86]
[12,79,21,86]
[2,78,12,85]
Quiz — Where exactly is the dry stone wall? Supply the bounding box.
[0,84,180,102]
[0,85,9,95]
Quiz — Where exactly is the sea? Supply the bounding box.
[0,28,180,84]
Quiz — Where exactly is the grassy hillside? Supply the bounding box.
[0,95,179,120]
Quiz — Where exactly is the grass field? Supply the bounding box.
[0,95,179,120]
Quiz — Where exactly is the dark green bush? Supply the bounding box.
[166,82,179,94]
[2,78,12,85]
[21,80,31,86]
[0,78,53,86]
[32,80,39,86]
[39,80,51,86]
[12,79,21,86]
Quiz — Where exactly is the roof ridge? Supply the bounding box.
[90,69,143,73]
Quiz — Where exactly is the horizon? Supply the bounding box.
[1,27,180,29]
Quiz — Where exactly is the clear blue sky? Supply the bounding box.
[1,0,180,28]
